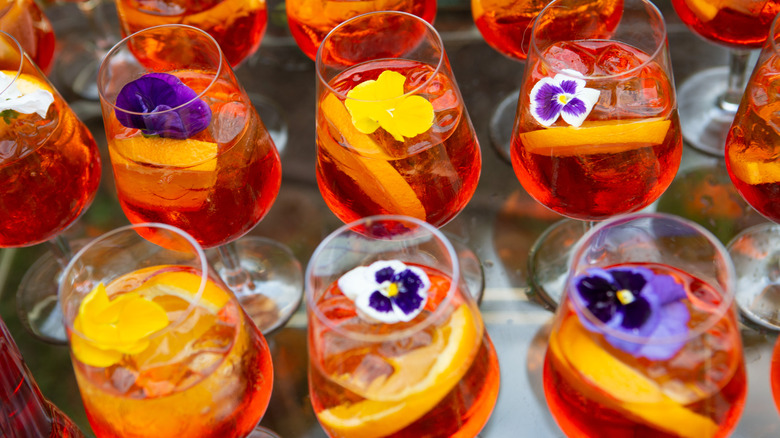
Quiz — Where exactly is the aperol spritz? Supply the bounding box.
[544,213,747,437]
[306,216,500,438]
[0,0,55,74]
[315,11,480,228]
[59,223,274,438]
[115,0,267,67]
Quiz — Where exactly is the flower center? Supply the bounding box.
[557,94,570,105]
[616,289,635,305]
[386,282,400,298]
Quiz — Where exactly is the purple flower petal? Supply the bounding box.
[634,301,690,360]
[114,72,211,139]
[532,81,564,125]
[368,291,393,313]
[560,78,579,94]
[620,297,652,330]
[393,289,425,318]
[375,266,396,284]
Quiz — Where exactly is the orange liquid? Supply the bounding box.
[0,0,56,74]
[725,53,780,222]
[73,266,274,438]
[511,40,682,220]
[116,0,267,67]
[107,72,281,248]
[543,264,747,437]
[286,0,436,60]
[316,59,481,228]
[309,267,500,438]
[0,98,101,247]
[672,0,780,49]
[471,0,549,61]
[772,338,780,412]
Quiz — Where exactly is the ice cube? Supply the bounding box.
[110,366,138,394]
[546,42,594,76]
[209,101,248,144]
[595,43,643,75]
[615,78,665,117]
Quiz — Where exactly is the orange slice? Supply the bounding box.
[319,93,426,219]
[1,70,52,95]
[727,146,780,185]
[111,135,218,171]
[519,118,670,156]
[133,269,230,313]
[549,315,719,438]
[686,0,719,21]
[317,304,479,438]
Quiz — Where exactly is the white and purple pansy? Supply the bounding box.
[530,68,599,127]
[571,266,690,360]
[338,260,430,324]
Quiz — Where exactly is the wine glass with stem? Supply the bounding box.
[509,0,683,308]
[112,0,289,152]
[544,212,747,436]
[724,10,780,333]
[286,0,436,61]
[305,215,500,437]
[58,222,274,438]
[0,29,102,344]
[97,24,302,335]
[314,11,485,302]
[671,0,780,157]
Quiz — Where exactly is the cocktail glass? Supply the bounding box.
[510,0,683,308]
[0,29,102,344]
[315,11,485,301]
[306,215,500,438]
[97,24,302,335]
[286,0,436,61]
[0,0,55,75]
[544,212,747,437]
[58,222,274,437]
[672,0,779,156]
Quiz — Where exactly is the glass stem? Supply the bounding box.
[719,49,752,113]
[77,0,115,52]
[45,235,73,270]
[218,242,256,294]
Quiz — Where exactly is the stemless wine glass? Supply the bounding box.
[672,0,780,156]
[286,0,436,61]
[510,0,683,307]
[306,215,500,438]
[0,29,102,344]
[97,24,302,334]
[315,11,485,300]
[0,0,55,74]
[544,212,747,437]
[724,11,780,332]
[58,223,274,438]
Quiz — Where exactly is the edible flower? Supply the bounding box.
[338,260,430,323]
[345,70,434,142]
[530,69,599,127]
[571,266,690,360]
[0,71,53,119]
[114,72,211,139]
[71,283,169,368]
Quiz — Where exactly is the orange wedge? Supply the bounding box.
[686,0,719,21]
[519,118,670,156]
[549,315,719,438]
[317,304,479,438]
[319,93,426,220]
[110,135,218,171]
[1,69,53,95]
[728,146,780,185]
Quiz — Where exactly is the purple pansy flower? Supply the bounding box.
[114,73,211,139]
[571,266,690,360]
[530,69,599,127]
[338,260,430,323]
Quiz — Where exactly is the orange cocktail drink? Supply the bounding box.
[59,223,273,438]
[315,12,481,228]
[0,0,55,73]
[306,216,500,438]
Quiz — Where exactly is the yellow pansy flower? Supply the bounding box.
[345,70,435,142]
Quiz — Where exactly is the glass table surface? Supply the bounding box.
[1,1,779,436]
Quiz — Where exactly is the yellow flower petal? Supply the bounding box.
[117,298,170,343]
[71,334,124,368]
[78,283,111,322]
[352,116,381,134]
[92,292,140,325]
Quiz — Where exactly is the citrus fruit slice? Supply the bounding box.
[519,118,670,156]
[686,0,719,21]
[728,146,780,185]
[111,135,218,171]
[317,304,479,438]
[132,268,230,313]
[549,315,719,438]
[1,69,53,95]
[319,93,426,220]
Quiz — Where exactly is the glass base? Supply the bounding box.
[16,239,89,345]
[728,222,780,332]
[527,219,589,310]
[677,66,736,157]
[210,236,303,335]
[444,233,485,305]
[248,93,289,156]
[489,91,519,164]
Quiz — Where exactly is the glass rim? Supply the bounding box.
[97,23,224,116]
[59,222,212,343]
[305,215,460,342]
[315,10,446,102]
[529,0,668,81]
[0,30,26,97]
[771,10,780,55]
[566,212,737,345]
